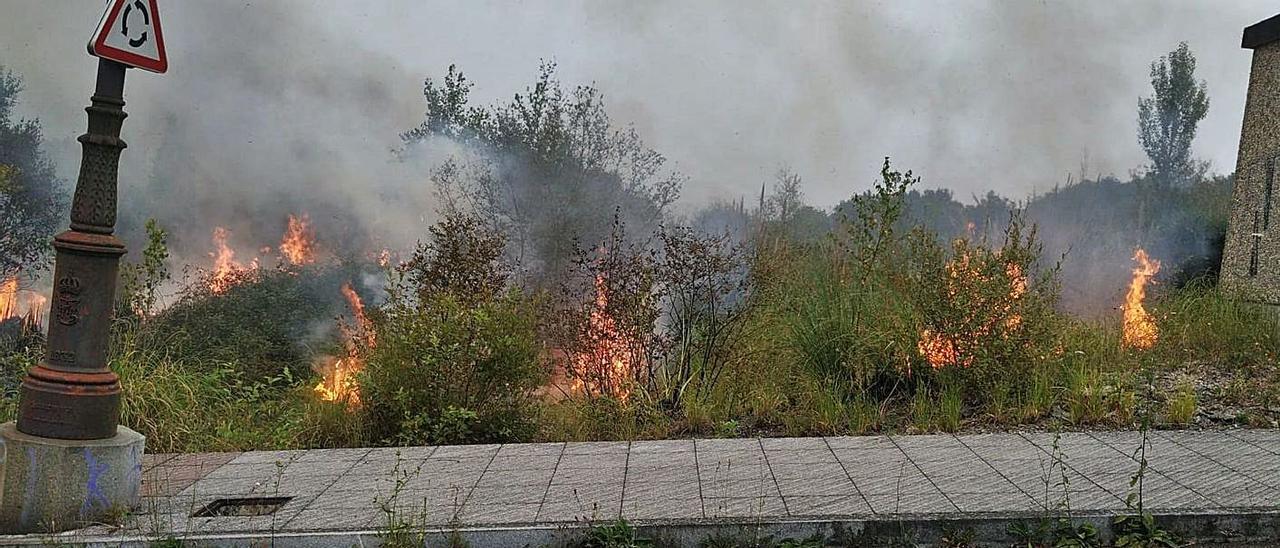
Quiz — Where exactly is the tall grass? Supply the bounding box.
[113,328,313,453]
[1153,281,1280,368]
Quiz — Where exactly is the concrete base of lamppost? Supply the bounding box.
[0,423,144,533]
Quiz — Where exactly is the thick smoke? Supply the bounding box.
[2,1,453,271]
[0,1,1275,307]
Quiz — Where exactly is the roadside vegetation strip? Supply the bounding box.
[1,161,1274,454]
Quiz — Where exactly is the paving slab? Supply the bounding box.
[8,429,1280,546]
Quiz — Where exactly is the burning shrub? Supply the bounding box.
[910,214,1062,392]
[759,159,1066,426]
[552,215,660,401]
[312,281,374,406]
[548,217,753,422]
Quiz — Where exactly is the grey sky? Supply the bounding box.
[1,0,1275,219]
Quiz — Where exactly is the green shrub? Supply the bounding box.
[774,246,917,401]
[0,322,39,410]
[362,285,546,445]
[142,264,355,382]
[115,219,170,319]
[361,211,546,445]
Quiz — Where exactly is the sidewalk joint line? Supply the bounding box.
[457,445,502,514]
[692,438,706,518]
[1017,431,1125,502]
[534,443,567,521]
[756,437,788,516]
[618,441,632,518]
[887,435,959,511]
[822,436,874,515]
[952,434,1040,508]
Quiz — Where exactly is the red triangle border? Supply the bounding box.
[89,0,168,73]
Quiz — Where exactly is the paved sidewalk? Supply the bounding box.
[31,430,1280,543]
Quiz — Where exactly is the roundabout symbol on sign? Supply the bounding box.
[88,0,168,73]
[120,0,149,48]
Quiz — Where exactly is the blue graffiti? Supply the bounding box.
[80,448,110,518]
[19,448,37,527]
[123,444,142,499]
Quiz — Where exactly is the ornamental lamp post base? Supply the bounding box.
[0,422,145,534]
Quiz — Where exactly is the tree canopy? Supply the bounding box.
[0,66,64,279]
[1137,42,1210,188]
[401,63,683,284]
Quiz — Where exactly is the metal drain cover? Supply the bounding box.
[192,496,293,517]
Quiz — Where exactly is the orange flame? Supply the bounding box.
[917,329,960,370]
[1121,248,1160,350]
[25,293,47,327]
[314,282,374,406]
[279,214,317,266]
[570,274,636,400]
[208,227,259,294]
[0,276,48,326]
[0,277,15,321]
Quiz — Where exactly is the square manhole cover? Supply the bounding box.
[192,496,293,517]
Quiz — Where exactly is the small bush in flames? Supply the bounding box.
[912,215,1062,386]
[553,216,660,402]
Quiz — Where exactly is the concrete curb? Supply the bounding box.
[4,509,1279,547]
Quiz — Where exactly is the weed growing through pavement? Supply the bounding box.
[1009,429,1100,547]
[937,526,976,547]
[1112,372,1181,547]
[569,518,653,548]
[698,531,826,548]
[374,455,440,548]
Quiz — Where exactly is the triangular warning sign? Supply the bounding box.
[88,0,168,73]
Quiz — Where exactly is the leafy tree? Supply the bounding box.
[0,67,65,279]
[1137,42,1209,188]
[764,167,804,226]
[401,210,508,304]
[117,219,171,319]
[402,62,683,285]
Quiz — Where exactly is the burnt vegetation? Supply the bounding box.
[0,46,1276,453]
